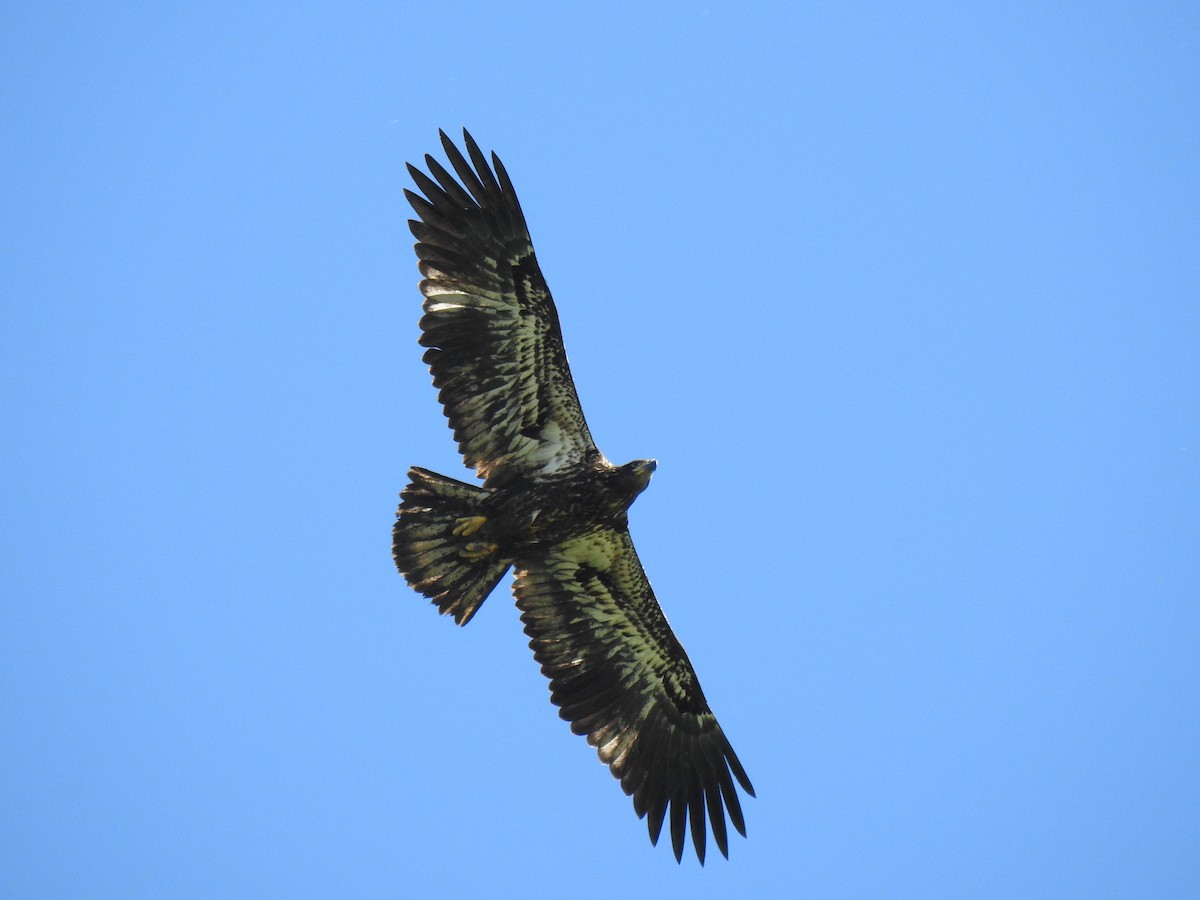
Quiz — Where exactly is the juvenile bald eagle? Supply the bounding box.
[392,130,754,863]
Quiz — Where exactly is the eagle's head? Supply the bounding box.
[615,458,657,502]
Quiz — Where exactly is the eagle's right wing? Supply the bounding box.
[513,525,755,863]
[406,130,599,488]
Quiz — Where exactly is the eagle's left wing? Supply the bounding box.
[513,526,755,863]
[406,130,599,489]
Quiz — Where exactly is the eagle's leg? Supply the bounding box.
[452,515,488,537]
[461,540,498,560]
[454,515,495,558]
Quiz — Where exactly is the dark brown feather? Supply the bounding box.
[513,526,754,862]
[406,129,596,488]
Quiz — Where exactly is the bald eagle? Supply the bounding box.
[392,130,754,863]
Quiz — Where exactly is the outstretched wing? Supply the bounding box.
[406,130,598,488]
[513,526,755,863]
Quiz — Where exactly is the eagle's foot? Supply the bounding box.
[460,541,498,560]
[452,515,488,538]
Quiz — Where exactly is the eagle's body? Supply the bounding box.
[474,457,656,553]
[393,130,754,863]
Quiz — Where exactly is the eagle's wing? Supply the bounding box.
[406,130,598,488]
[513,526,755,863]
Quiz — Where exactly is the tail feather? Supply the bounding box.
[393,467,511,625]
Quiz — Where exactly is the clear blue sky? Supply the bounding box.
[3,2,1198,897]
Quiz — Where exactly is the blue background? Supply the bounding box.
[3,2,1198,896]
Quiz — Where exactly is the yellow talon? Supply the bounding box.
[460,541,497,560]
[452,515,488,537]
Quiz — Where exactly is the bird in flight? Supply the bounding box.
[393,130,754,863]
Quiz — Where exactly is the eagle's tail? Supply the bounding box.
[393,467,511,626]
